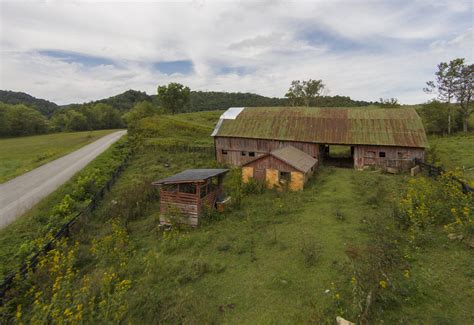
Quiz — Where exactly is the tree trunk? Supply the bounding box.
[448,112,451,135]
[463,118,468,132]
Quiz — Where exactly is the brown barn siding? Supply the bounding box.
[215,136,320,166]
[354,145,424,170]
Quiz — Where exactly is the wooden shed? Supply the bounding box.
[151,169,229,226]
[212,107,428,171]
[242,146,318,191]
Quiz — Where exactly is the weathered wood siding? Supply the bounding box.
[242,155,311,191]
[159,190,199,226]
[353,145,424,170]
[215,137,320,166]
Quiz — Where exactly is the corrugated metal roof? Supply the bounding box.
[270,146,318,173]
[212,107,429,148]
[152,169,229,185]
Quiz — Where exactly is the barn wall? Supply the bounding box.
[353,145,425,170]
[160,190,199,226]
[215,137,320,166]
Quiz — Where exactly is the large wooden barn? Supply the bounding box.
[212,107,428,170]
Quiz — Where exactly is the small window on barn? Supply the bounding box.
[379,152,386,158]
[241,151,247,156]
[397,151,408,159]
[249,152,255,157]
[279,171,291,183]
[179,183,196,194]
[222,150,228,155]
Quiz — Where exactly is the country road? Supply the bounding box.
[0,130,127,230]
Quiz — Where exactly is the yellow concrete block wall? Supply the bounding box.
[266,169,279,189]
[242,167,254,183]
[289,171,304,191]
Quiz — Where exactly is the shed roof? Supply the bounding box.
[243,146,318,173]
[152,169,229,185]
[212,107,428,148]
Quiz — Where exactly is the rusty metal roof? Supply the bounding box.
[270,146,318,173]
[212,107,428,148]
[151,169,229,185]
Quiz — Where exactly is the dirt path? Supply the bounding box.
[0,130,126,229]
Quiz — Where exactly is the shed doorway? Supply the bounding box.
[323,145,354,168]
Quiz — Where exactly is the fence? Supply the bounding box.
[0,148,134,304]
[414,158,474,193]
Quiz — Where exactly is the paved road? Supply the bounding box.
[0,130,127,230]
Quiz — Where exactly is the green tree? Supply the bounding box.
[424,58,464,134]
[418,101,450,134]
[378,98,401,108]
[454,63,473,132]
[66,110,89,131]
[285,80,304,106]
[285,79,326,106]
[157,83,191,114]
[123,101,158,125]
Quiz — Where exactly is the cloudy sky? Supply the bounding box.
[0,0,472,105]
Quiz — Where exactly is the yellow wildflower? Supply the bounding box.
[379,280,387,289]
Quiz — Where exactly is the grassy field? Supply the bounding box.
[429,132,474,181]
[0,130,119,183]
[1,111,472,323]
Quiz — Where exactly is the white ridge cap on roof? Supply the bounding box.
[211,107,245,136]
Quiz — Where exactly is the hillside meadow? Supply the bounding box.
[0,110,472,323]
[0,130,119,183]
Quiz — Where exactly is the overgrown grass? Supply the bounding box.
[0,137,130,279]
[0,130,119,183]
[428,132,474,181]
[2,110,473,323]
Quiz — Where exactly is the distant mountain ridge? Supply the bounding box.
[0,90,59,117]
[0,89,373,116]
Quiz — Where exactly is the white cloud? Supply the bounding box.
[0,0,472,105]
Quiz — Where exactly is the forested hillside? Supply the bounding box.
[0,90,58,117]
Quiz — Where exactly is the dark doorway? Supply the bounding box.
[323,145,354,168]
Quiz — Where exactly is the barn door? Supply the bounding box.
[254,168,265,180]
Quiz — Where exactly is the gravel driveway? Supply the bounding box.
[0,130,127,229]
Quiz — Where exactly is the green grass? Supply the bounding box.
[0,130,119,183]
[2,110,473,323]
[0,137,129,279]
[429,132,474,181]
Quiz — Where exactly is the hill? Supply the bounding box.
[0,90,59,117]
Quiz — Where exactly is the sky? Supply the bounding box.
[0,0,472,105]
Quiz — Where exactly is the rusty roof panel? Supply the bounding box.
[213,107,428,148]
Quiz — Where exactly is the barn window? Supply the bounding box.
[179,183,196,194]
[222,150,228,155]
[379,152,386,158]
[249,152,255,157]
[241,151,247,156]
[279,171,291,183]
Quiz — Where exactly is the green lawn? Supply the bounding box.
[429,132,474,181]
[0,130,119,183]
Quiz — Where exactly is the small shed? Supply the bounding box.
[151,169,229,226]
[242,146,318,191]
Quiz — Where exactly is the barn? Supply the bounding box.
[212,107,428,170]
[151,169,229,226]
[242,146,318,191]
